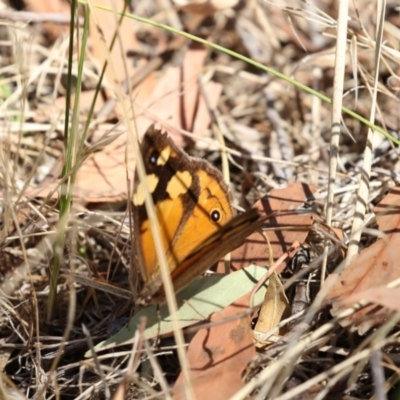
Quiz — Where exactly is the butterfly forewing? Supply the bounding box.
[152,208,261,303]
[170,165,234,257]
[133,127,197,281]
[133,126,260,304]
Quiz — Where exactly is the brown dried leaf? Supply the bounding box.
[139,45,220,145]
[341,287,400,312]
[74,125,136,202]
[89,0,139,92]
[32,46,221,203]
[173,293,255,399]
[254,272,289,346]
[218,182,315,273]
[74,46,221,202]
[326,185,400,332]
[23,0,70,40]
[192,80,222,137]
[174,0,240,15]
[54,90,106,116]
[181,45,208,132]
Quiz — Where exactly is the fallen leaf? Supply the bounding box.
[31,45,221,203]
[90,265,268,355]
[326,185,400,333]
[138,45,220,146]
[217,182,315,273]
[254,272,289,346]
[54,90,106,116]
[340,286,400,312]
[23,0,70,40]
[180,44,208,132]
[173,293,255,400]
[75,50,221,201]
[174,0,240,15]
[89,0,139,92]
[74,123,135,202]
[192,80,223,137]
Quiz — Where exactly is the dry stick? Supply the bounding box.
[157,0,183,31]
[96,56,165,120]
[315,369,352,400]
[264,90,293,181]
[0,10,80,23]
[249,242,300,307]
[320,0,349,284]
[345,1,385,265]
[198,77,231,186]
[0,40,58,112]
[144,339,172,400]
[82,325,111,399]
[310,67,322,188]
[36,262,78,398]
[370,350,386,400]
[198,75,233,273]
[373,373,400,400]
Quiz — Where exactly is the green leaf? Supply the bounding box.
[89,265,268,356]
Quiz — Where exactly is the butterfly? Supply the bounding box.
[132,126,261,304]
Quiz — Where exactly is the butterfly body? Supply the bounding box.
[133,127,260,304]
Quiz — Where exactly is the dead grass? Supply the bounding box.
[1,0,400,399]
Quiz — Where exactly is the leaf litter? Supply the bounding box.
[326,185,400,333]
[1,1,400,399]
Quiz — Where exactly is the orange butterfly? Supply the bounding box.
[132,127,261,304]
